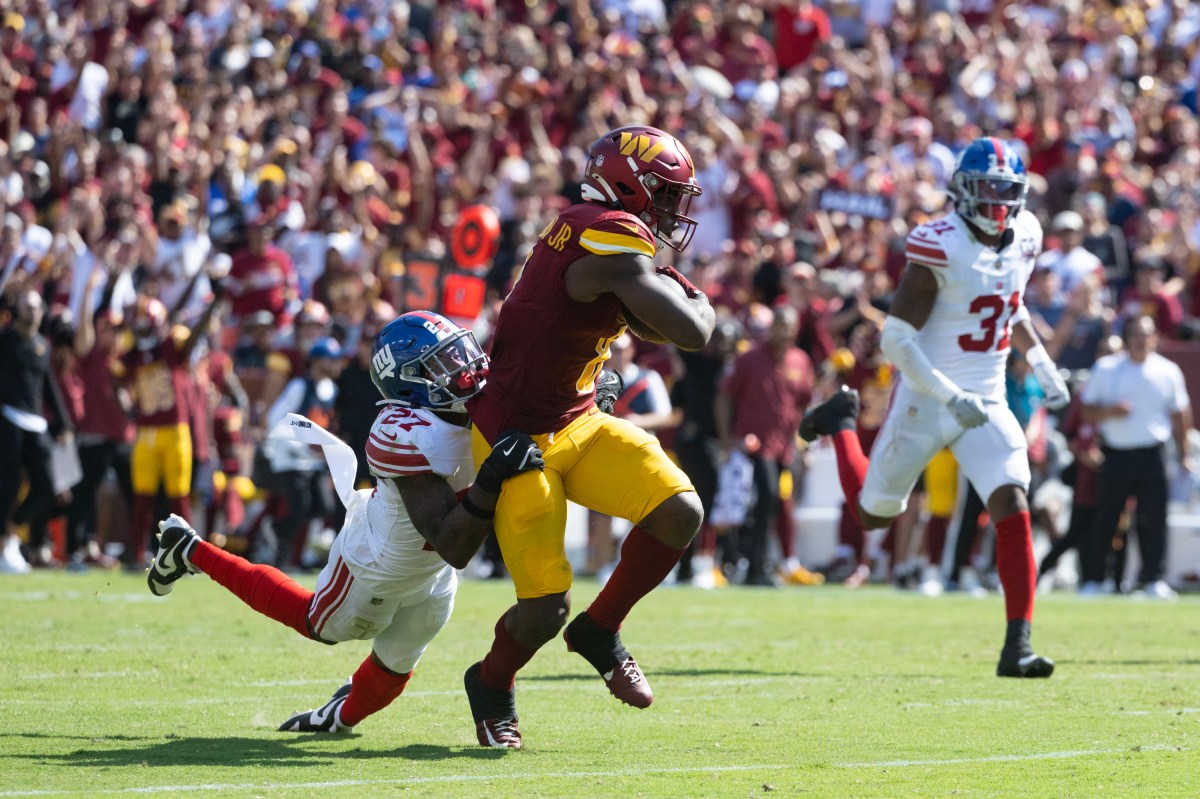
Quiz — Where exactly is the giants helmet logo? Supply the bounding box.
[372,345,397,379]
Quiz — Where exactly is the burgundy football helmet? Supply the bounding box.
[580,126,702,252]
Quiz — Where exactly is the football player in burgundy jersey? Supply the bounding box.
[800,138,1071,678]
[463,126,715,746]
[146,312,545,737]
[113,293,221,568]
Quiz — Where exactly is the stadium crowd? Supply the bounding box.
[2,0,1199,591]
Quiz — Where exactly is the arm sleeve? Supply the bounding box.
[879,316,962,404]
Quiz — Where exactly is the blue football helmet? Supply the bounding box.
[370,311,488,412]
[950,137,1028,237]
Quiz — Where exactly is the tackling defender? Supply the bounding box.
[147,312,544,733]
[464,125,716,748]
[801,138,1070,677]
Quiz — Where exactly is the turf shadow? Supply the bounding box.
[522,667,818,683]
[12,736,509,768]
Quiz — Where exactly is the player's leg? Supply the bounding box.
[467,425,570,743]
[854,384,949,534]
[147,513,324,638]
[128,427,162,568]
[951,406,1052,678]
[800,387,873,524]
[161,423,193,523]
[559,412,701,708]
[282,585,455,734]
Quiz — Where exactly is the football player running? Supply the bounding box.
[801,138,1070,678]
[463,126,715,748]
[147,312,545,733]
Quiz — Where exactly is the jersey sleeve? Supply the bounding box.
[365,409,434,479]
[578,213,657,258]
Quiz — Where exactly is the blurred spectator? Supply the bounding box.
[672,317,742,589]
[1040,211,1105,296]
[65,282,132,570]
[1119,258,1184,340]
[0,289,73,572]
[263,336,343,569]
[1079,193,1131,296]
[227,222,297,326]
[1081,317,1193,598]
[716,305,814,586]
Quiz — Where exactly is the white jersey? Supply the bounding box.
[904,210,1043,399]
[333,405,474,595]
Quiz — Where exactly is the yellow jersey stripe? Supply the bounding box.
[579,229,656,257]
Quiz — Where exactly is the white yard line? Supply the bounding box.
[0,747,1183,797]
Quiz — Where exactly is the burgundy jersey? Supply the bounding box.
[117,332,194,427]
[469,202,658,440]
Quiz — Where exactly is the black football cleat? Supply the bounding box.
[799,387,860,443]
[147,514,200,596]
[279,681,354,733]
[564,612,653,708]
[997,620,1054,678]
[464,662,521,749]
[997,652,1056,678]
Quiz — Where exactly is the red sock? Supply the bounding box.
[587,527,683,632]
[696,522,716,553]
[190,540,313,636]
[831,431,869,525]
[480,613,537,691]
[775,496,795,560]
[994,511,1035,622]
[340,655,412,727]
[924,515,949,567]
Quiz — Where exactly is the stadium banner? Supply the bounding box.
[818,189,894,220]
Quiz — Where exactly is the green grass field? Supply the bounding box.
[2,572,1198,798]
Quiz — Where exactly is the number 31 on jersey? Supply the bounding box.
[958,291,1020,353]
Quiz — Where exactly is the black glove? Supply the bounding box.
[594,368,624,415]
[475,430,545,493]
[655,264,702,299]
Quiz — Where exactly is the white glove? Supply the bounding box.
[158,513,194,535]
[947,392,989,429]
[1031,361,1070,410]
[1025,344,1070,410]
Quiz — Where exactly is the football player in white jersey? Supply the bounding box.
[146,311,545,733]
[801,137,1071,678]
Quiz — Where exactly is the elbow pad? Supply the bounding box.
[880,317,962,405]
